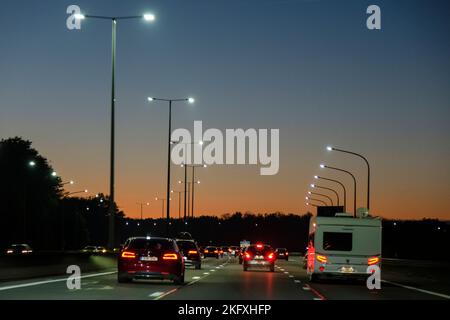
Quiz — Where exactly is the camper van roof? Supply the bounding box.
[310,215,381,227]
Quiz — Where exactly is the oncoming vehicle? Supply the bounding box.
[275,248,289,261]
[306,212,382,282]
[203,246,219,258]
[5,244,33,255]
[118,237,185,284]
[176,239,202,269]
[243,243,276,272]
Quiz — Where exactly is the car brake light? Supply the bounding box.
[316,254,327,264]
[163,253,178,260]
[245,253,251,260]
[188,250,198,254]
[121,251,136,259]
[286,252,289,255]
[368,256,380,265]
[267,253,274,260]
[214,250,218,253]
[256,244,263,249]
[204,249,209,253]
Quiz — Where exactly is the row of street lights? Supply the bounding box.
[306,146,371,217]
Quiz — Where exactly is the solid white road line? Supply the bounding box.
[382,280,450,300]
[148,291,164,297]
[0,271,117,291]
[192,276,201,280]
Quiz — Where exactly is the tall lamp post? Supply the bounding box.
[327,146,371,210]
[147,97,195,237]
[155,197,168,219]
[75,12,155,250]
[310,184,339,206]
[185,164,206,218]
[137,202,150,220]
[314,175,347,212]
[320,164,357,216]
[305,196,327,206]
[307,191,333,206]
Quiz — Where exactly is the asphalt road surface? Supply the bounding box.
[0,256,448,300]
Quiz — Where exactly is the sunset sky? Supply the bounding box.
[1,0,449,220]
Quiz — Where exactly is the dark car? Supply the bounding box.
[118,237,185,284]
[275,248,289,261]
[238,247,246,264]
[176,239,202,269]
[5,244,33,255]
[203,246,219,258]
[243,244,276,272]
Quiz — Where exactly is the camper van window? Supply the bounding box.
[323,232,352,251]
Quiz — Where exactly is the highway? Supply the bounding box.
[0,255,448,300]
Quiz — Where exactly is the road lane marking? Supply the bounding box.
[0,271,117,291]
[153,288,178,300]
[382,280,450,300]
[294,280,301,283]
[192,276,201,280]
[304,284,326,300]
[203,272,209,275]
[302,286,311,291]
[148,292,164,297]
[284,271,289,274]
[289,275,294,278]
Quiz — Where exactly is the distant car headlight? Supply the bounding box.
[7,250,13,254]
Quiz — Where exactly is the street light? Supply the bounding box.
[310,184,339,206]
[75,12,155,250]
[307,191,333,206]
[62,180,75,186]
[306,202,319,208]
[326,146,371,210]
[320,164,357,216]
[174,140,204,223]
[314,175,347,212]
[305,196,327,206]
[171,190,183,219]
[29,161,36,167]
[147,97,195,237]
[184,164,207,219]
[137,202,150,220]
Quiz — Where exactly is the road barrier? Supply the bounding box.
[0,252,117,282]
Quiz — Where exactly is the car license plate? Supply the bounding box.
[340,266,354,273]
[141,256,158,262]
[255,255,264,260]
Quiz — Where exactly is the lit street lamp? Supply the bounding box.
[137,202,150,220]
[74,12,155,250]
[148,97,195,237]
[310,183,339,206]
[307,191,333,206]
[327,146,371,210]
[320,164,357,216]
[314,175,347,212]
[305,196,327,206]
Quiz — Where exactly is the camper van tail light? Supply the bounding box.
[245,252,252,260]
[267,253,275,260]
[316,255,328,264]
[368,256,380,265]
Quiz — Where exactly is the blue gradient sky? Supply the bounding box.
[1,0,449,219]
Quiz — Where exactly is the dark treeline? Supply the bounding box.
[1,137,449,260]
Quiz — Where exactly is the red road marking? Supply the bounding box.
[305,284,327,300]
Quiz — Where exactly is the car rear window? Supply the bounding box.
[247,245,272,255]
[323,232,352,251]
[177,241,196,251]
[128,239,175,251]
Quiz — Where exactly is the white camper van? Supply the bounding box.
[306,212,382,282]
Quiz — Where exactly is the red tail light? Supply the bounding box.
[188,250,198,254]
[316,254,327,264]
[214,250,218,253]
[286,252,289,255]
[121,251,136,259]
[245,253,252,260]
[267,253,275,260]
[163,253,178,260]
[368,256,380,265]
[204,249,209,253]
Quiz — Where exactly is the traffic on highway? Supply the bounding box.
[0,0,449,317]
